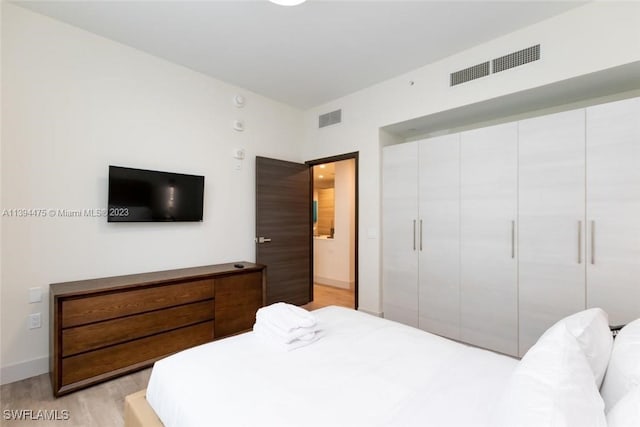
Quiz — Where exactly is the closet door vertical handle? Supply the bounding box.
[578,221,582,264]
[413,220,416,251]
[419,220,423,251]
[511,220,515,259]
[591,220,595,265]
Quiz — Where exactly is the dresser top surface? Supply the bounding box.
[50,262,264,297]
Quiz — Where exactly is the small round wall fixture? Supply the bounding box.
[234,95,245,108]
[233,120,245,132]
[269,0,307,6]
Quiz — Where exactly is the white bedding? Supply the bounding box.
[147,306,518,427]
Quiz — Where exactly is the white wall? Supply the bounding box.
[313,159,355,289]
[0,3,303,383]
[302,2,640,315]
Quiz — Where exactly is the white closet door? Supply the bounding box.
[586,97,640,325]
[418,134,460,339]
[518,109,586,356]
[382,142,419,327]
[460,123,518,356]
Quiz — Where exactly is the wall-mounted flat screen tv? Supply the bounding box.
[108,165,204,222]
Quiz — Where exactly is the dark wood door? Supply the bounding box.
[256,157,311,305]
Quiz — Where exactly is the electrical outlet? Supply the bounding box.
[29,313,41,329]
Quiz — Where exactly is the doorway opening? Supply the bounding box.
[305,153,358,310]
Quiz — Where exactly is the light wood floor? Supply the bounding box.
[0,368,151,426]
[303,283,355,311]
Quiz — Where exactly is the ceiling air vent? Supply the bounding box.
[450,61,490,87]
[492,44,540,74]
[319,109,342,128]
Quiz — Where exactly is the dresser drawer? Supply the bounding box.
[61,279,215,328]
[62,300,214,357]
[61,321,214,386]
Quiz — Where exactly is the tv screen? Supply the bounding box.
[108,166,204,222]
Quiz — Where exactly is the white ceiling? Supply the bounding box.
[14,1,584,109]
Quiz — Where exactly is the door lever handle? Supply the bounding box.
[256,237,272,244]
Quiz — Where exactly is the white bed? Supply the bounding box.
[146,306,518,427]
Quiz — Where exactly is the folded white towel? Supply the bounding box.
[258,319,318,344]
[253,321,322,352]
[255,302,317,333]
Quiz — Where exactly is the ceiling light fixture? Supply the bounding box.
[269,0,307,6]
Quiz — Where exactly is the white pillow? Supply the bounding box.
[607,386,640,427]
[540,308,612,387]
[492,324,607,427]
[601,318,640,410]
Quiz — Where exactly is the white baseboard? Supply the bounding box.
[1,356,49,385]
[314,276,353,290]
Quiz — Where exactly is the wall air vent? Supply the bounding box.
[492,44,540,74]
[450,61,490,87]
[319,109,342,128]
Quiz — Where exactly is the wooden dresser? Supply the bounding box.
[50,262,265,396]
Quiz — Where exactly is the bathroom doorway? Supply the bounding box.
[305,153,358,310]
